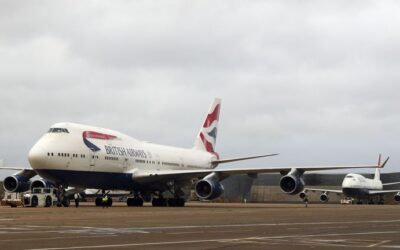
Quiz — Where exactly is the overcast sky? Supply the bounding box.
[0,1,399,176]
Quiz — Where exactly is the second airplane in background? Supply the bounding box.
[300,156,400,204]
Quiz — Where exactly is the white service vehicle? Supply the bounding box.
[23,188,59,207]
[1,192,23,207]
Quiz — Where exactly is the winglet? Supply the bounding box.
[379,156,390,168]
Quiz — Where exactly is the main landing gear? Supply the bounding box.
[94,190,113,207]
[150,197,185,207]
[125,192,186,207]
[127,197,144,207]
[151,186,186,207]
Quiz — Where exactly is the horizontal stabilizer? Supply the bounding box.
[383,181,400,186]
[211,153,279,164]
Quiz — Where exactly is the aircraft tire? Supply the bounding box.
[167,198,176,207]
[127,198,133,206]
[152,198,167,207]
[62,198,70,207]
[107,198,113,207]
[176,198,185,207]
[135,198,143,206]
[95,197,102,206]
[152,199,159,207]
[127,198,143,207]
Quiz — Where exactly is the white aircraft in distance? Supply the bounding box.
[299,156,400,204]
[1,98,388,207]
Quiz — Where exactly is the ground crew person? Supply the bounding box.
[102,194,109,208]
[74,193,81,208]
[304,197,309,208]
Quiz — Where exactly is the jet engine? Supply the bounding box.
[299,191,307,200]
[30,179,55,190]
[279,169,305,195]
[195,173,224,200]
[3,175,31,193]
[320,192,329,202]
[394,192,400,202]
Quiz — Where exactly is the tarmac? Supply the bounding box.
[0,202,399,250]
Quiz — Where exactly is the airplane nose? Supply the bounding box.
[28,143,45,169]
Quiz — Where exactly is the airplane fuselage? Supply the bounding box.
[28,122,217,190]
[341,173,383,199]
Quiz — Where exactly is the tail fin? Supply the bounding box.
[374,167,381,181]
[193,98,221,156]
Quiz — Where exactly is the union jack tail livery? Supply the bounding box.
[193,98,221,156]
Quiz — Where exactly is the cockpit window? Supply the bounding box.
[345,175,353,178]
[48,128,69,133]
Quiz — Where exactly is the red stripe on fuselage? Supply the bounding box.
[82,131,117,140]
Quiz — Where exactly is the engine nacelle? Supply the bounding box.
[195,179,224,200]
[299,191,307,200]
[30,179,55,190]
[3,175,31,193]
[394,192,400,202]
[280,169,305,195]
[320,192,329,202]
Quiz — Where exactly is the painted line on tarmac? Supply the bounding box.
[27,230,400,250]
[368,240,391,247]
[2,218,400,236]
[119,219,400,231]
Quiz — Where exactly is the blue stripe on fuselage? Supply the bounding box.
[35,169,138,190]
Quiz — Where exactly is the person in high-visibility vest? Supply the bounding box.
[102,195,109,208]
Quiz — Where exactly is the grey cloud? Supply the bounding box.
[0,1,399,172]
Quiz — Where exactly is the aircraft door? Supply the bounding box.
[155,154,161,170]
[89,151,97,170]
[122,157,129,172]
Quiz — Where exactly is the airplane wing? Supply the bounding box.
[212,153,279,164]
[131,161,383,183]
[303,188,343,194]
[369,189,400,195]
[0,167,37,179]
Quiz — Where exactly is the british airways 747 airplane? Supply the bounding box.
[300,156,398,204]
[2,98,386,207]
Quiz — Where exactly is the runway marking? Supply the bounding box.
[1,218,398,237]
[0,227,33,230]
[210,229,253,233]
[0,235,104,242]
[167,231,204,235]
[368,240,391,247]
[27,230,400,250]
[119,219,400,231]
